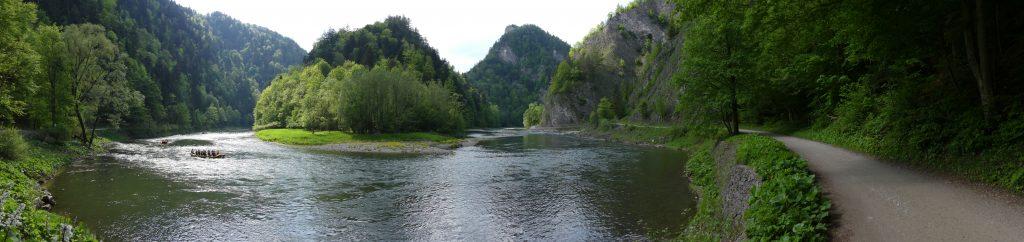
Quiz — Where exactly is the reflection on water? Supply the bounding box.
[51,131,695,241]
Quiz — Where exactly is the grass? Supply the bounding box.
[583,121,723,150]
[1,130,100,241]
[678,142,726,241]
[255,128,461,146]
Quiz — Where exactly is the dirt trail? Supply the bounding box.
[747,131,1024,241]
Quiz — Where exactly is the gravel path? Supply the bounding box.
[753,131,1024,241]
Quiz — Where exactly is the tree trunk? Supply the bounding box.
[74,102,88,145]
[974,0,994,122]
[50,69,58,128]
[729,76,740,135]
[89,112,100,146]
[964,0,995,123]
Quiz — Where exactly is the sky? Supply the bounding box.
[172,0,632,72]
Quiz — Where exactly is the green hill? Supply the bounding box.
[465,24,570,127]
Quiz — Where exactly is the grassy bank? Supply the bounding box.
[679,134,830,241]
[581,122,723,149]
[1,130,98,241]
[678,142,726,241]
[255,129,461,146]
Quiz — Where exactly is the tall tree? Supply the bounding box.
[63,24,142,145]
[0,0,42,125]
[675,0,754,135]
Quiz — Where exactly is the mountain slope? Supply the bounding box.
[32,0,306,133]
[466,24,570,127]
[542,0,682,126]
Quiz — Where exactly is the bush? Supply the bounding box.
[0,129,28,161]
[522,103,545,127]
[732,135,831,241]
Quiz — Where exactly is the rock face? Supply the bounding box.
[466,25,570,127]
[542,0,684,127]
[714,141,761,242]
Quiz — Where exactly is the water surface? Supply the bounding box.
[51,130,694,240]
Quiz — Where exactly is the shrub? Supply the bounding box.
[522,103,545,127]
[0,128,28,161]
[733,134,831,241]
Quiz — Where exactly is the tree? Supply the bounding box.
[63,24,142,145]
[28,25,71,132]
[522,103,545,127]
[0,0,42,125]
[597,97,617,120]
[675,0,755,135]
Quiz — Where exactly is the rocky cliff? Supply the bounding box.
[542,0,683,126]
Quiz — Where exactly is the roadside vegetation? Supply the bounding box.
[255,128,459,146]
[669,0,1024,195]
[680,134,830,241]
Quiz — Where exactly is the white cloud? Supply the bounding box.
[172,0,632,72]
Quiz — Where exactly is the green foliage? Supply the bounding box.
[31,0,306,134]
[678,143,724,241]
[0,133,98,240]
[522,103,545,127]
[732,135,830,241]
[671,0,1024,193]
[304,16,496,128]
[465,25,570,127]
[255,128,458,146]
[341,65,464,133]
[0,0,42,125]
[0,129,28,161]
[547,61,582,94]
[63,24,144,146]
[596,97,617,120]
[255,63,466,134]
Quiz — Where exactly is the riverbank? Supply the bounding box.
[255,129,464,154]
[0,130,99,241]
[679,134,830,241]
[570,122,721,150]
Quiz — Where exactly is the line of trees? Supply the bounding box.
[1,0,143,146]
[305,16,499,129]
[25,0,306,136]
[673,0,1024,155]
[254,60,465,134]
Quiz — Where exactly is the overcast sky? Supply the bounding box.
[172,0,632,72]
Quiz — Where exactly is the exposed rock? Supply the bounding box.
[542,0,683,127]
[37,190,56,210]
[713,141,761,242]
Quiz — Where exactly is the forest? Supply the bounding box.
[669,0,1024,180]
[2,0,1024,240]
[2,0,306,143]
[255,16,499,134]
[465,24,570,127]
[534,0,1023,182]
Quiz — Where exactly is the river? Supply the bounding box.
[50,130,695,241]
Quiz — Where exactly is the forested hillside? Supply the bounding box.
[465,24,569,127]
[301,16,497,128]
[254,17,499,133]
[549,0,1024,195]
[541,0,683,126]
[22,0,306,137]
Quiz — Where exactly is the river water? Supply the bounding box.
[50,130,695,241]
